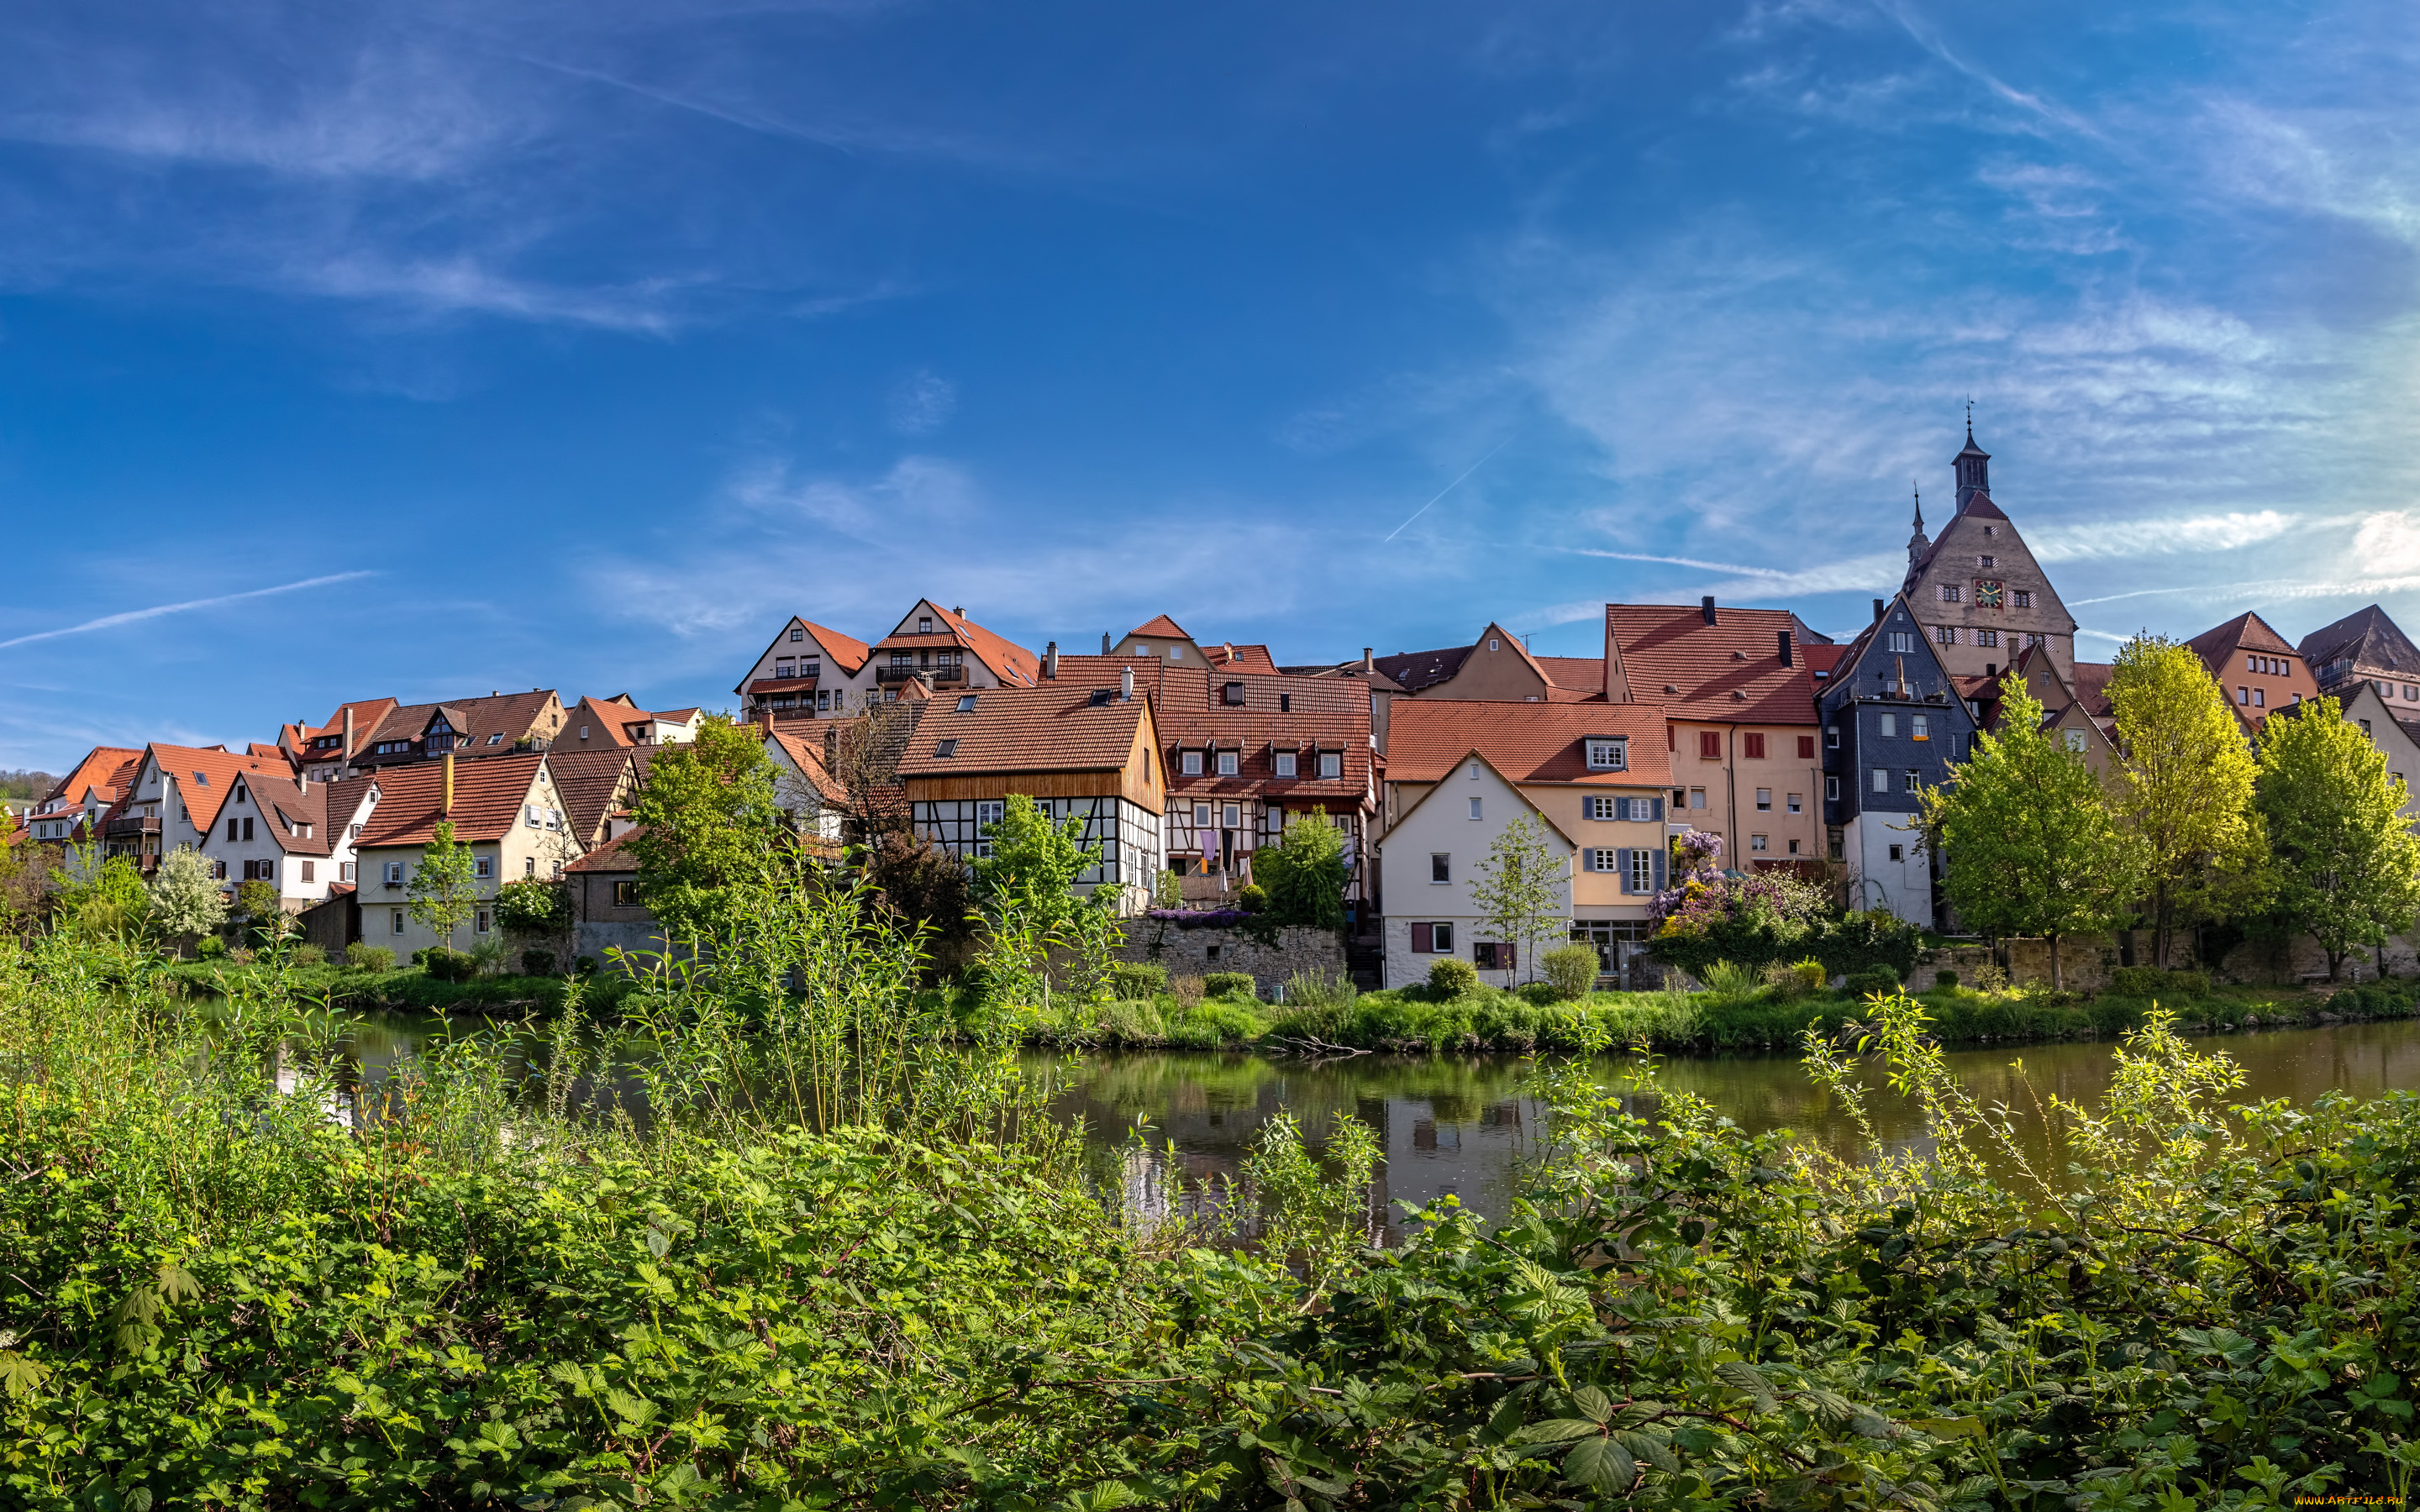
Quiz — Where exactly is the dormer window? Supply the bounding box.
[1218,750,1239,776]
[1320,751,1342,780]
[1274,751,1298,778]
[1222,682,1244,706]
[1487,638,1500,651]
[1586,739,1627,771]
[1181,750,1202,776]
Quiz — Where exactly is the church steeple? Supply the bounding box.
[1953,412,1991,511]
[1906,481,1929,569]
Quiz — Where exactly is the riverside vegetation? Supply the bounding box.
[6,872,2420,1510]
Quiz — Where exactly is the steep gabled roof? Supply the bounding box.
[353,752,551,848]
[764,727,841,804]
[566,826,643,875]
[1385,747,1582,847]
[2299,603,2420,679]
[1127,614,1192,641]
[1373,644,1472,694]
[1207,643,1280,675]
[895,685,1151,778]
[150,743,314,838]
[2187,610,2297,661]
[40,746,142,811]
[358,690,561,755]
[545,747,639,846]
[1044,658,1375,807]
[1605,603,1820,724]
[565,696,639,748]
[876,601,1041,688]
[1384,700,1673,789]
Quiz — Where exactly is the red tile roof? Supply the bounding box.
[2188,610,2300,660]
[1044,657,1374,807]
[1537,655,1606,692]
[1207,643,1280,675]
[354,752,550,848]
[1384,700,1674,788]
[765,727,840,802]
[1605,603,1820,725]
[798,620,873,674]
[546,747,639,845]
[894,685,1153,780]
[150,743,318,839]
[1127,614,1192,641]
[40,746,142,811]
[566,825,642,874]
[876,602,1039,687]
[357,691,563,757]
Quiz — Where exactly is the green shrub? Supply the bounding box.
[1844,965,1900,999]
[1203,970,1256,1000]
[345,942,395,973]
[1170,974,1205,1011]
[575,955,598,975]
[229,947,256,965]
[520,948,556,977]
[421,948,473,983]
[1107,961,1169,998]
[1934,969,1959,990]
[1791,958,1828,993]
[1176,997,1268,1045]
[290,942,327,966]
[196,935,226,959]
[1095,998,1167,1044]
[1427,957,1479,998]
[1236,883,1267,913]
[2107,965,2165,999]
[1540,944,1599,1002]
[1699,959,1760,997]
[2165,969,2210,998]
[1281,968,1357,1011]
[1517,982,1561,1006]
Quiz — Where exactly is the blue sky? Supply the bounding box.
[3,0,2417,770]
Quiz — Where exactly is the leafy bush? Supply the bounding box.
[494,877,570,935]
[1105,961,1168,998]
[2107,964,2165,998]
[1279,967,1356,1011]
[420,947,473,982]
[1169,974,1205,1011]
[1255,807,1348,929]
[1697,959,1761,997]
[345,942,394,973]
[519,948,556,977]
[290,943,326,966]
[1094,997,1167,1044]
[195,935,226,959]
[1236,883,1267,913]
[1933,968,1959,989]
[575,955,597,975]
[1171,996,1267,1047]
[1539,943,1599,1002]
[228,947,256,965]
[1426,957,1479,998]
[1844,964,1900,999]
[2165,969,2211,998]
[1517,981,1561,1005]
[1202,970,1256,1000]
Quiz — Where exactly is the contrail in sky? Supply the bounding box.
[0,572,375,650]
[1383,441,1508,543]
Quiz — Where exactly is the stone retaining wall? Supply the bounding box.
[1113,921,1344,997]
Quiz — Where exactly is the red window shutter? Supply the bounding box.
[1744,732,1767,759]
[1797,735,1816,759]
[1698,731,1721,760]
[1412,922,1433,953]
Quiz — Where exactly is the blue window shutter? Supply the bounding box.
[1651,796,1665,821]
[1653,848,1667,890]
[1615,848,1631,892]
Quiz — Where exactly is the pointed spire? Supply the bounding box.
[1906,479,1931,570]
[1953,412,1991,510]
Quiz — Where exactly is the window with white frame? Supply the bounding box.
[1887,632,1914,653]
[1786,792,1802,813]
[392,910,405,935]
[1689,787,1706,809]
[1319,752,1341,779]
[474,856,493,879]
[1825,725,1839,748]
[476,910,491,934]
[1871,768,1888,793]
[1903,769,1921,793]
[1755,787,1771,811]
[1586,739,1626,770]
[1586,795,1618,820]
[1217,750,1239,776]
[1934,625,1957,645]
[1879,712,1897,737]
[385,861,403,885]
[1628,849,1655,892]
[1193,803,1212,826]
[1939,585,1961,603]
[1912,714,1929,740]
[1586,847,1618,872]
[2065,730,2088,753]
[1468,797,1483,820]
[1181,750,1202,775]
[1274,751,1297,777]
[1749,834,1768,852]
[1826,775,1839,801]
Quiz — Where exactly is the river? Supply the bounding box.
[329,1013,2420,1239]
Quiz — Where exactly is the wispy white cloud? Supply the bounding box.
[0,573,375,650]
[887,371,957,435]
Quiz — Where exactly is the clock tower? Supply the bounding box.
[1898,424,2077,681]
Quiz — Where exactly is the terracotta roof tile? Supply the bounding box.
[546,747,638,845]
[1207,643,1280,674]
[150,743,318,838]
[354,753,550,848]
[1537,655,1606,690]
[895,685,1151,779]
[358,691,561,757]
[566,825,642,874]
[765,727,840,801]
[1127,613,1192,640]
[1044,657,1374,806]
[797,620,873,675]
[1606,603,1820,724]
[1384,700,1675,788]
[2300,603,2420,679]
[39,746,142,811]
[876,602,1039,687]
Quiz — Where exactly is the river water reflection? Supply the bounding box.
[336,1014,2420,1242]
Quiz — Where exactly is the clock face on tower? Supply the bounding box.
[1974,579,2005,609]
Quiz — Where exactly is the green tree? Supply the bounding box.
[1254,807,1348,931]
[2253,699,2420,982]
[147,846,229,941]
[2107,634,2265,967]
[1468,810,1569,987]
[408,821,481,953]
[51,843,149,942]
[495,876,571,936]
[1919,676,2141,989]
[966,795,1118,1009]
[628,716,792,945]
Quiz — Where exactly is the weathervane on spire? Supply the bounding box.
[1965,396,1975,440]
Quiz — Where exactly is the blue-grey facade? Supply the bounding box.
[1818,595,1978,929]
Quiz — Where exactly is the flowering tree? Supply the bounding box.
[1647,830,1891,977]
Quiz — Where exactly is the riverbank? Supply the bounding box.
[158,958,639,1015]
[1013,975,2417,1053]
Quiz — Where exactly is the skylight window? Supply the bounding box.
[956,695,977,712]
[934,739,959,758]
